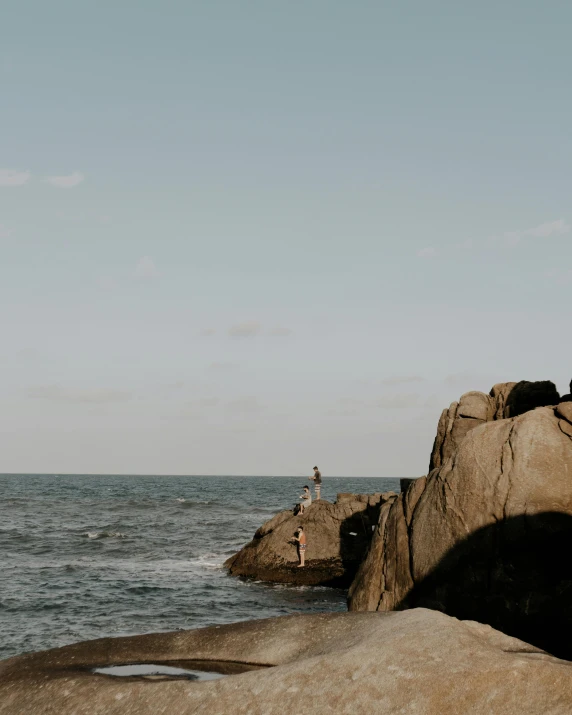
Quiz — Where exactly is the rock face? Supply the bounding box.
[225,493,392,587]
[349,381,572,659]
[2,609,572,714]
[429,380,560,471]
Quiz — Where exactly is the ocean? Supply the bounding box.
[0,474,399,660]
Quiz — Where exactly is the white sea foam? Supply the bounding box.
[85,531,127,540]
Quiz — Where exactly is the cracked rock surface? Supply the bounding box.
[349,381,572,658]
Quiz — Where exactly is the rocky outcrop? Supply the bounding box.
[2,609,572,714]
[349,381,572,658]
[225,493,392,587]
[429,390,496,471]
[429,380,560,470]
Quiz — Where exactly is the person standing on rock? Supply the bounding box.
[310,466,322,500]
[293,527,306,567]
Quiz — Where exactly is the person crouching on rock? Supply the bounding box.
[292,527,306,567]
[299,486,312,514]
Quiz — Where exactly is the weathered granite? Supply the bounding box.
[2,609,572,714]
[399,477,422,493]
[225,493,391,586]
[429,380,560,471]
[349,393,572,658]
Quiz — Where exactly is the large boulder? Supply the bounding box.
[2,609,572,714]
[429,390,494,470]
[429,380,560,471]
[349,394,572,659]
[225,493,391,587]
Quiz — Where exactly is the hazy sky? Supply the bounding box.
[1,1,571,476]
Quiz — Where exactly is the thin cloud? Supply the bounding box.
[0,169,31,186]
[331,392,436,413]
[493,219,570,246]
[546,269,572,285]
[228,321,261,338]
[178,397,219,420]
[443,371,505,389]
[0,224,12,239]
[424,394,443,409]
[227,396,263,413]
[177,408,201,421]
[526,219,569,238]
[227,322,291,337]
[444,371,478,386]
[417,247,436,258]
[134,256,158,278]
[209,361,239,371]
[328,397,364,417]
[328,407,360,417]
[165,380,185,389]
[268,327,292,337]
[338,398,364,407]
[27,385,132,404]
[375,393,422,409]
[381,376,424,386]
[200,328,216,337]
[44,171,85,188]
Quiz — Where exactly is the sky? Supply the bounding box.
[1,1,571,476]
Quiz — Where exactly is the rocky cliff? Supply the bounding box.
[225,493,395,586]
[348,380,572,658]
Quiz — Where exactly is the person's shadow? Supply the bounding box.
[392,511,572,659]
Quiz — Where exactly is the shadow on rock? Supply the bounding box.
[397,511,572,660]
[504,380,561,418]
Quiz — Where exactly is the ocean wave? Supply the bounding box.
[85,531,127,540]
[0,474,400,661]
[185,553,227,569]
[175,500,213,508]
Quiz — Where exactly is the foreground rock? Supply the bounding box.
[349,381,572,658]
[2,609,572,714]
[225,493,392,586]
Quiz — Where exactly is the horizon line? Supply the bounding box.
[0,472,406,479]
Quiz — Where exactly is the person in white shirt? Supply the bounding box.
[299,486,312,513]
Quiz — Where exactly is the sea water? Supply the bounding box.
[0,474,399,660]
